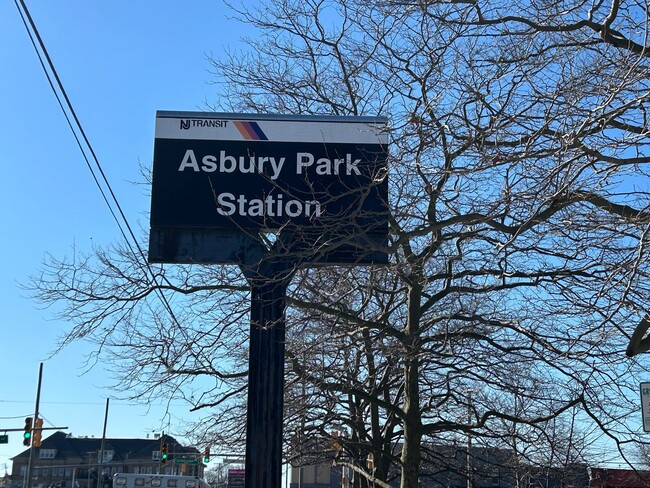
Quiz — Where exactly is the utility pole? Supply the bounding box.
[24,363,43,488]
[98,399,109,488]
[467,390,473,488]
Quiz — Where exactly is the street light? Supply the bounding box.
[626,315,650,357]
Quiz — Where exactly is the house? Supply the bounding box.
[10,432,203,488]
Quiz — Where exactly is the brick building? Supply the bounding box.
[10,432,202,488]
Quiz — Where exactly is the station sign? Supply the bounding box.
[149,112,389,264]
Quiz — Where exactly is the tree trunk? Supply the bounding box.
[400,284,422,488]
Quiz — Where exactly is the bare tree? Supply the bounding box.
[210,1,650,486]
[31,1,650,488]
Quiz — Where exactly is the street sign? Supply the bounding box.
[0,434,8,444]
[641,382,650,432]
[174,457,199,465]
[222,458,244,464]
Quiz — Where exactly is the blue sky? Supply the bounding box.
[0,0,248,472]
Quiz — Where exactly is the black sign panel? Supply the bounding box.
[149,112,389,264]
[151,139,387,230]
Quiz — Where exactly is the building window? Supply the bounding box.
[315,463,331,484]
[39,449,56,459]
[294,463,332,484]
[102,450,114,463]
[152,451,161,461]
[303,465,316,484]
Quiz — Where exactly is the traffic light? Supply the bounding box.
[367,453,374,471]
[23,417,33,446]
[331,431,341,451]
[33,418,43,447]
[161,443,168,465]
[203,447,210,463]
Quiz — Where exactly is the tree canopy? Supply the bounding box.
[32,1,650,487]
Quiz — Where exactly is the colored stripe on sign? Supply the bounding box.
[234,121,268,140]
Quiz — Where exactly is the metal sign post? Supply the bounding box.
[242,260,293,488]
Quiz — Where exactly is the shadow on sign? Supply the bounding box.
[148,228,388,266]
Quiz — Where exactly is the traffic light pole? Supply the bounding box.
[242,259,294,488]
[24,362,43,488]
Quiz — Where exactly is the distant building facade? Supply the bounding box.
[10,432,203,488]
[589,468,650,488]
[289,444,650,488]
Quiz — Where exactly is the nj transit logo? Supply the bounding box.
[179,119,230,130]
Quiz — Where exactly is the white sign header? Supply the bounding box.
[155,111,389,144]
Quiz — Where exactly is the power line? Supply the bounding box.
[0,400,188,407]
[13,0,136,256]
[13,0,189,340]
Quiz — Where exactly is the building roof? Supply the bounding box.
[11,431,198,462]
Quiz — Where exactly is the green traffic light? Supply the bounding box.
[24,433,31,439]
